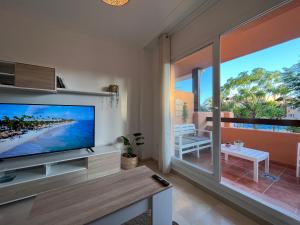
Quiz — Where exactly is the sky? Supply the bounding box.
[0,104,95,120]
[175,37,300,103]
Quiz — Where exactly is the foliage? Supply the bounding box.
[0,115,75,139]
[182,102,189,123]
[220,68,289,119]
[120,133,144,158]
[200,98,212,112]
[0,115,73,132]
[281,61,300,107]
[195,59,300,132]
[286,126,300,133]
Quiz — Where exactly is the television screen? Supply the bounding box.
[0,103,95,159]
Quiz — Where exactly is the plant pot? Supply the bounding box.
[121,154,138,170]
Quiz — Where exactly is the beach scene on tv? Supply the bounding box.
[0,104,95,159]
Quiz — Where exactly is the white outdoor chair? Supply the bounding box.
[174,124,212,160]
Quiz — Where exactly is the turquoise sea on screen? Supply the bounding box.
[0,120,94,158]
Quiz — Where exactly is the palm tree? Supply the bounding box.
[2,116,13,130]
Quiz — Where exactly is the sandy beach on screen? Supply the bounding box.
[0,121,75,154]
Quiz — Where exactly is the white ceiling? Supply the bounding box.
[0,0,210,47]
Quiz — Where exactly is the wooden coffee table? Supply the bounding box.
[221,144,269,182]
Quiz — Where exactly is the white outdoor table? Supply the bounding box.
[221,144,269,182]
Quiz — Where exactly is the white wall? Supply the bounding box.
[1,0,288,161]
[0,7,153,158]
[171,0,287,61]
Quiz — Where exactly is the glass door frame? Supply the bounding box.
[212,37,221,182]
[171,39,221,181]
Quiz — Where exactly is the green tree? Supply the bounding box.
[221,68,289,121]
[281,61,300,107]
[2,116,13,130]
[200,98,212,112]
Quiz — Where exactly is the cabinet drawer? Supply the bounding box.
[15,63,55,90]
[0,170,87,205]
[87,153,120,179]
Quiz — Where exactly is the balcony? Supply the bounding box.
[176,114,300,219]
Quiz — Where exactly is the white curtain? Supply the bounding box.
[158,34,172,173]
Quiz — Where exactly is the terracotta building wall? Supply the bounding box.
[221,127,300,167]
[193,111,234,129]
[174,91,194,124]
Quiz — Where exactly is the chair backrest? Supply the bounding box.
[174,124,196,136]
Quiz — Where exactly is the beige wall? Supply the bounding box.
[0,7,153,159]
[193,111,234,130]
[174,91,194,124]
[222,127,300,167]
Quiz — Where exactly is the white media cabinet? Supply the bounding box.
[0,145,121,205]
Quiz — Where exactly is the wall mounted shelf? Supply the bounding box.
[56,88,114,96]
[0,72,14,77]
[0,84,56,93]
[0,85,114,96]
[0,60,114,96]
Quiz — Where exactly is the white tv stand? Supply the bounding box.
[0,146,121,205]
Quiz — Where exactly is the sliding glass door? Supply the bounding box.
[219,1,300,220]
[171,1,299,222]
[172,42,220,176]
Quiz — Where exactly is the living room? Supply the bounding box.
[0,1,299,225]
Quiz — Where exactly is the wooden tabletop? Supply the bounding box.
[26,166,171,225]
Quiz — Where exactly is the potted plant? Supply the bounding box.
[182,102,188,123]
[234,140,244,150]
[120,133,144,170]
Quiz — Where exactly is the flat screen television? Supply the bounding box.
[0,103,95,160]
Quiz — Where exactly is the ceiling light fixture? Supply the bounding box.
[102,0,129,7]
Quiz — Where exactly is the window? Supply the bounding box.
[220,1,300,219]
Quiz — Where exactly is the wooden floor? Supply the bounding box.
[143,160,261,225]
[0,161,261,225]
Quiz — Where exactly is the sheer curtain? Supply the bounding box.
[158,34,173,173]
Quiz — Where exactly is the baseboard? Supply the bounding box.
[270,160,296,170]
[138,158,156,163]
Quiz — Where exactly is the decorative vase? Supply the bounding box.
[121,154,138,170]
[108,84,119,93]
[234,140,244,150]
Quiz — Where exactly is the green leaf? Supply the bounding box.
[135,136,144,141]
[121,136,130,145]
[133,132,142,137]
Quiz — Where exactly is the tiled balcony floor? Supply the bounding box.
[182,150,300,219]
